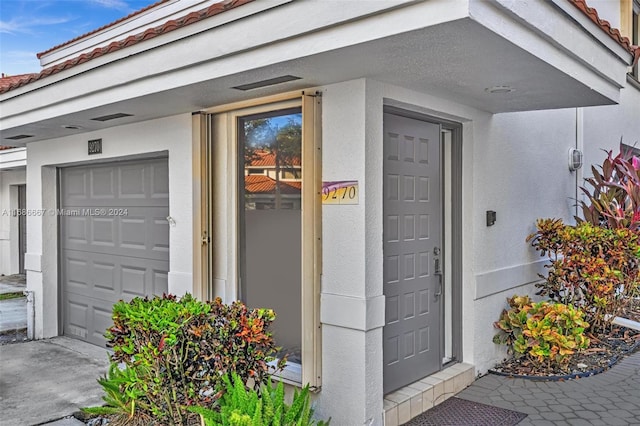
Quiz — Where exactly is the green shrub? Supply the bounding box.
[493,295,590,368]
[189,373,330,426]
[90,294,283,425]
[527,219,640,331]
[578,148,640,231]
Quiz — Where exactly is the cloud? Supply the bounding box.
[90,0,133,12]
[5,50,37,58]
[0,16,72,35]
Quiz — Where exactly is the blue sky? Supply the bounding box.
[0,0,155,76]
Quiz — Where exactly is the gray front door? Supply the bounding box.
[383,113,442,394]
[60,158,169,346]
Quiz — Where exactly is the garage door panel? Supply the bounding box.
[64,216,89,246]
[61,158,169,207]
[92,217,116,247]
[61,207,169,260]
[120,259,169,299]
[63,249,169,301]
[61,158,169,347]
[151,161,169,197]
[93,305,114,344]
[90,168,116,200]
[63,169,88,200]
[93,261,117,293]
[63,293,111,346]
[152,269,169,296]
[64,256,89,292]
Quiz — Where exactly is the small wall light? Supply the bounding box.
[568,148,583,171]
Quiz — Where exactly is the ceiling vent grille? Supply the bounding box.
[5,134,34,140]
[90,113,134,122]
[232,75,301,91]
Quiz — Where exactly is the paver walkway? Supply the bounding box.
[455,351,640,426]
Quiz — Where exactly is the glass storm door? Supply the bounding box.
[238,107,303,366]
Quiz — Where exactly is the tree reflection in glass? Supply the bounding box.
[238,108,303,367]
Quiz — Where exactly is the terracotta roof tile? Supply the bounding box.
[244,175,301,195]
[0,0,253,95]
[247,150,301,167]
[0,73,38,90]
[568,0,639,65]
[0,146,17,150]
[1,0,637,95]
[36,0,171,59]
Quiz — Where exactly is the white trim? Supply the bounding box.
[474,259,548,300]
[0,147,27,170]
[320,293,385,331]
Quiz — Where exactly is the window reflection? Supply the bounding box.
[239,108,303,366]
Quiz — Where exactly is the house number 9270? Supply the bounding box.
[88,139,102,155]
[322,181,359,205]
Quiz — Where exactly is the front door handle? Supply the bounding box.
[434,282,442,298]
[434,246,442,299]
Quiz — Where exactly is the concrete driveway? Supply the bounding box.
[0,337,110,426]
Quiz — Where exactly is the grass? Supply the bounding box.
[0,292,24,301]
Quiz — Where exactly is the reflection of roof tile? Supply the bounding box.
[0,0,253,94]
[0,146,16,150]
[568,0,639,65]
[0,74,38,90]
[36,0,171,58]
[245,175,301,194]
[248,150,301,167]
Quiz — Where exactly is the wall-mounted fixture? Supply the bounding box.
[486,210,497,227]
[568,148,583,171]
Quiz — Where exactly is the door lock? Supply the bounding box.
[433,246,442,299]
[434,246,442,276]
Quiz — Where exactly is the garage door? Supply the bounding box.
[60,158,169,346]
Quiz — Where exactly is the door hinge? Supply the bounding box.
[201,230,210,245]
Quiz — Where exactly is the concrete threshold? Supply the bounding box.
[383,362,475,426]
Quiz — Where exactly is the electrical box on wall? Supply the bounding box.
[486,210,496,227]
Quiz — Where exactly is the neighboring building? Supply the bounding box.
[0,0,638,424]
[0,145,27,276]
[245,149,302,210]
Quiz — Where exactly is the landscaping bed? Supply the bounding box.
[491,325,640,380]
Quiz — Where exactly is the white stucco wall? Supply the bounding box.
[0,168,26,275]
[25,114,194,339]
[582,85,640,166]
[317,76,633,406]
[317,79,383,425]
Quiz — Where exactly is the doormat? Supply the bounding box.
[402,397,527,426]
